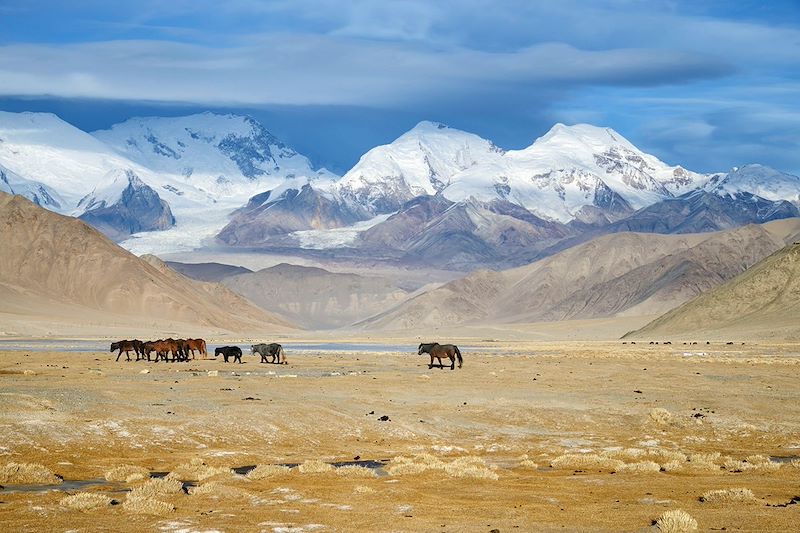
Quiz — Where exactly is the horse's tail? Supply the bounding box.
[200,339,207,357]
[454,345,463,368]
[278,345,287,364]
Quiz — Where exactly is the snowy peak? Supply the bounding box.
[532,123,636,151]
[706,164,800,205]
[92,113,330,188]
[337,121,504,214]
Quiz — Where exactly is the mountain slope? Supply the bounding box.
[222,263,410,329]
[0,192,294,336]
[357,219,800,330]
[627,240,800,340]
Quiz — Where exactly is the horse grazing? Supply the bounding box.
[183,338,207,359]
[111,340,139,362]
[251,343,287,364]
[418,342,463,370]
[215,346,243,363]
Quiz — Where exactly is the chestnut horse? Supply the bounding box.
[182,338,207,359]
[418,342,463,370]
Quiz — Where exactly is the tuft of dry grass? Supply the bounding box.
[246,464,292,480]
[353,485,375,494]
[655,509,698,532]
[0,462,61,484]
[298,459,335,474]
[189,480,251,498]
[519,459,539,469]
[550,454,624,471]
[128,476,183,500]
[387,455,498,480]
[649,408,674,425]
[664,452,722,473]
[104,465,150,483]
[59,492,113,512]
[700,488,757,504]
[615,461,661,474]
[166,458,231,481]
[123,496,175,516]
[336,465,377,478]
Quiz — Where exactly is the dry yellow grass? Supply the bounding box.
[298,459,335,474]
[335,465,377,478]
[353,485,376,494]
[189,480,252,498]
[649,407,675,425]
[59,492,113,512]
[655,509,698,532]
[518,459,539,469]
[128,476,183,500]
[246,464,292,480]
[0,462,61,484]
[700,488,757,504]
[550,454,624,471]
[122,497,175,516]
[614,461,662,474]
[104,465,150,483]
[166,458,232,481]
[387,455,498,480]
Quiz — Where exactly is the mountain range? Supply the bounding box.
[1,111,799,268]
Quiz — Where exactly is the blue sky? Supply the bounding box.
[0,0,798,175]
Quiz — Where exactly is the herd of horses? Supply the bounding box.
[110,339,462,369]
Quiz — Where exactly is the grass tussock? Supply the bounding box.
[166,458,232,481]
[353,485,375,494]
[128,477,183,500]
[189,480,251,498]
[387,455,498,480]
[519,459,539,469]
[700,488,757,504]
[246,464,292,480]
[723,455,779,473]
[604,448,686,466]
[655,509,698,532]
[649,408,675,425]
[550,454,624,471]
[664,452,722,473]
[59,492,113,512]
[104,465,150,483]
[615,461,662,474]
[336,465,377,478]
[298,459,335,474]
[123,496,175,516]
[0,462,61,484]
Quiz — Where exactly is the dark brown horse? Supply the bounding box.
[111,340,138,362]
[418,342,463,370]
[146,339,185,362]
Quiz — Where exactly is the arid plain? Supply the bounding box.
[2,337,799,532]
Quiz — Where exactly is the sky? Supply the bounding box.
[0,0,798,175]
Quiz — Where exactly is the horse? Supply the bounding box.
[215,346,243,363]
[140,341,157,362]
[251,343,287,364]
[418,342,463,370]
[148,339,185,362]
[184,339,208,359]
[111,340,139,362]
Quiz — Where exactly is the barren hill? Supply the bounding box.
[0,192,294,337]
[358,219,800,331]
[626,241,800,340]
[223,263,411,329]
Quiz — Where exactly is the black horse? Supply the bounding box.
[214,346,243,363]
[418,342,463,370]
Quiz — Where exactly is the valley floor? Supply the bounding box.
[1,341,799,532]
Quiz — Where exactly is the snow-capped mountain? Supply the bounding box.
[93,113,335,200]
[0,162,64,210]
[442,123,709,224]
[705,164,800,205]
[336,121,505,214]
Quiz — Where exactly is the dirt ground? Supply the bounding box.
[1,340,799,532]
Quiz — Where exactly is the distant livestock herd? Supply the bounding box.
[110,339,287,364]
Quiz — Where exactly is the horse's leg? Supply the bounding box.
[429,354,434,369]
[126,349,131,362]
[450,355,455,370]
[115,349,122,362]
[236,354,242,364]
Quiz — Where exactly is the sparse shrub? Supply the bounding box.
[59,492,113,512]
[104,465,150,483]
[615,461,661,474]
[655,509,698,532]
[166,458,231,481]
[246,464,292,480]
[550,454,624,471]
[700,488,757,504]
[650,408,674,425]
[336,465,377,478]
[0,462,61,484]
[298,460,334,474]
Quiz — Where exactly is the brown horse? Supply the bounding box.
[111,340,138,362]
[148,339,185,362]
[418,342,463,370]
[183,338,207,359]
